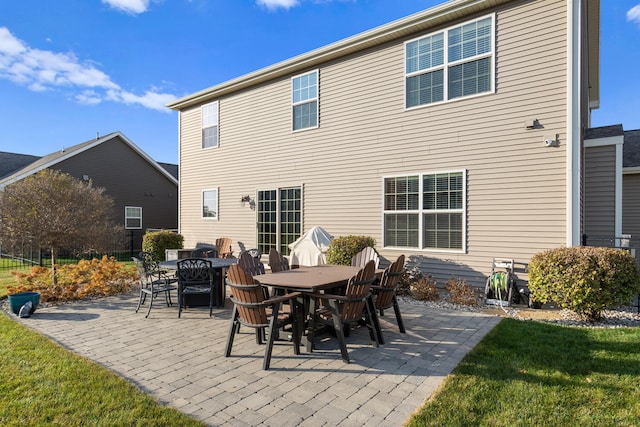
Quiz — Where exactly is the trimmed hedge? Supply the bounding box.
[141,230,184,261]
[326,235,376,265]
[528,246,640,321]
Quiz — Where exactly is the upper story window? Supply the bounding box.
[383,171,466,251]
[125,206,142,229]
[292,70,318,131]
[202,101,219,149]
[406,15,493,108]
[202,189,218,219]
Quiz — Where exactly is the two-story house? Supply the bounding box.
[168,0,602,285]
[0,131,178,254]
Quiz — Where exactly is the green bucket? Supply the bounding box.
[8,292,40,315]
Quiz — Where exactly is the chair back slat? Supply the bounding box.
[350,247,380,269]
[375,255,405,310]
[215,237,233,258]
[238,251,266,276]
[268,248,290,273]
[226,265,269,326]
[341,260,376,321]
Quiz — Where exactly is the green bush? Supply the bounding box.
[326,235,376,265]
[528,246,640,321]
[141,230,184,261]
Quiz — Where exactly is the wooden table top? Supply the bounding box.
[256,264,365,292]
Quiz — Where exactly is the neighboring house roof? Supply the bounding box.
[623,129,640,168]
[167,0,600,111]
[158,162,179,180]
[0,131,178,188]
[584,124,624,140]
[0,152,41,180]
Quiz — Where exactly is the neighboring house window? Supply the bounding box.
[202,101,219,148]
[125,206,142,229]
[257,186,302,256]
[292,70,318,131]
[406,15,493,108]
[384,171,465,251]
[202,189,218,219]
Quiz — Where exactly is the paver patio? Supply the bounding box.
[10,293,501,426]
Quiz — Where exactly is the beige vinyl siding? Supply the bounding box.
[623,173,640,242]
[177,0,570,285]
[583,145,616,239]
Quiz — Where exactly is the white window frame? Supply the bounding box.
[202,101,219,149]
[202,188,219,220]
[291,70,319,132]
[405,14,494,110]
[382,170,466,253]
[125,206,142,230]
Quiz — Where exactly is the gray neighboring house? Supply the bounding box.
[622,129,640,245]
[0,131,178,253]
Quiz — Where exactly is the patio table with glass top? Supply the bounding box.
[255,264,384,360]
[159,257,237,308]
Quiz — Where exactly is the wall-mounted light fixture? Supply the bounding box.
[525,119,540,129]
[240,195,252,207]
[544,134,560,147]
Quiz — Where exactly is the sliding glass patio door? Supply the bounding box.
[257,186,302,256]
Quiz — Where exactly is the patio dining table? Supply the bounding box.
[159,257,237,308]
[255,264,384,361]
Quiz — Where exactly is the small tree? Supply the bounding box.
[326,235,376,265]
[0,169,122,285]
[142,230,184,261]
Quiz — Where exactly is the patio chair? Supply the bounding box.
[370,254,406,336]
[132,256,177,318]
[176,258,217,318]
[307,260,379,363]
[268,248,290,272]
[215,237,234,258]
[225,264,301,370]
[351,246,380,269]
[238,250,266,276]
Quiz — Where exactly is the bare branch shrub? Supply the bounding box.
[445,277,477,306]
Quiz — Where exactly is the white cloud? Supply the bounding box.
[628,4,640,25]
[0,27,176,112]
[102,0,152,15]
[257,0,300,11]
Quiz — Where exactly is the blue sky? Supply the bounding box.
[0,0,639,164]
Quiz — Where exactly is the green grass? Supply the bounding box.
[406,318,640,426]
[0,311,204,426]
[0,267,25,298]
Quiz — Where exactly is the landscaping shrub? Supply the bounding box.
[398,266,440,301]
[9,256,137,302]
[142,230,184,261]
[445,277,477,306]
[326,235,376,265]
[528,246,640,321]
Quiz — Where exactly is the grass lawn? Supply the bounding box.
[406,318,640,426]
[0,267,25,298]
[0,311,204,426]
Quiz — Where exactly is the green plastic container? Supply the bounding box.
[8,292,40,315]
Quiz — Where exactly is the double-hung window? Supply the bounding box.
[292,70,318,131]
[125,206,142,229]
[384,171,465,251]
[406,15,493,108]
[202,101,219,148]
[202,189,218,219]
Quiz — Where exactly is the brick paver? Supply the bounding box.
[9,293,501,426]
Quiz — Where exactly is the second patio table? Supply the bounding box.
[159,257,237,308]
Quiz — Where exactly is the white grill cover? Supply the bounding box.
[288,226,334,267]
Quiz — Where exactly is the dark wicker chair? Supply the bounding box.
[225,264,301,370]
[132,256,177,318]
[176,258,217,318]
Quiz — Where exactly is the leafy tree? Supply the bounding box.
[0,170,123,284]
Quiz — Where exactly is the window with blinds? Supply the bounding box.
[292,70,318,131]
[406,15,493,108]
[384,171,465,251]
[202,101,219,149]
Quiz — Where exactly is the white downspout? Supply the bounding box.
[567,0,582,247]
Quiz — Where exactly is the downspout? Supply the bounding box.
[566,0,582,247]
